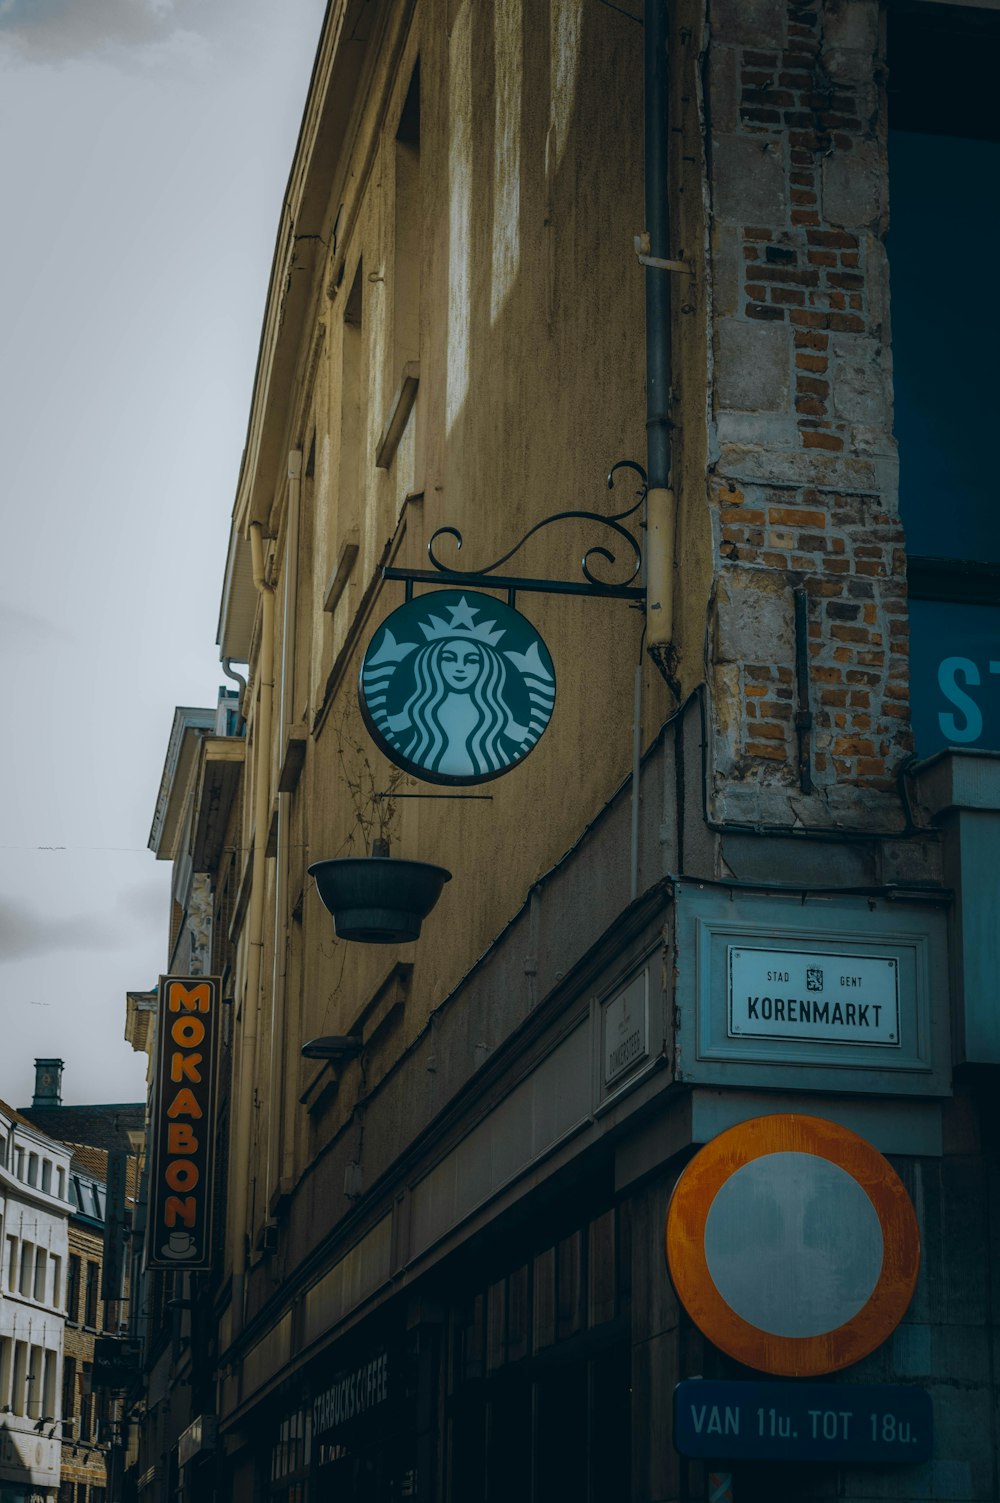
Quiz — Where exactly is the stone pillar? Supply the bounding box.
[704,0,910,830]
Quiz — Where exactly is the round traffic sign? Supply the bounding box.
[664,1115,920,1377]
[359,591,556,785]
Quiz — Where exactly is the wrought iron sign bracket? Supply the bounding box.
[382,460,648,610]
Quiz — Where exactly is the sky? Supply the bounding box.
[0,0,328,1108]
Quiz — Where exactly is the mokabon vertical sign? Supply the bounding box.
[145,976,221,1271]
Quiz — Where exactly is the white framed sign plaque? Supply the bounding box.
[671,885,951,1097]
[603,968,649,1086]
[728,948,900,1049]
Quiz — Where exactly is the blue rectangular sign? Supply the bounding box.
[909,600,1000,757]
[673,1379,932,1463]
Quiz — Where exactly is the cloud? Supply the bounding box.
[0,898,118,963]
[0,604,69,649]
[0,0,209,66]
[115,876,169,928]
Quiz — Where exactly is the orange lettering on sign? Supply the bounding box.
[165,1160,200,1192]
[171,1016,206,1048]
[170,1051,203,1084]
[168,982,211,1014]
[166,1088,203,1120]
[164,1196,196,1228]
[167,1124,199,1155]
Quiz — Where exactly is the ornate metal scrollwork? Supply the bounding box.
[428,459,647,589]
[383,459,648,603]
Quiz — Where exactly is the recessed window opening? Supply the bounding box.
[394,60,421,378]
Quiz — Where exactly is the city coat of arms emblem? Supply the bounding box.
[359,591,556,785]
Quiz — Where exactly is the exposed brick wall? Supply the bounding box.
[705,0,910,822]
[744,224,867,452]
[715,482,911,794]
[62,1224,109,1496]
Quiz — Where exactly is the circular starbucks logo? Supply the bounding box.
[359,591,556,785]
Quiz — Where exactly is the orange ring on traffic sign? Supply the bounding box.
[664,1114,920,1377]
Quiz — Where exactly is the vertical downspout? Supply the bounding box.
[266,451,302,1217]
[630,659,643,899]
[232,520,274,1327]
[644,0,677,684]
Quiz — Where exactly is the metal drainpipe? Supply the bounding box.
[644,0,677,683]
[265,451,302,1217]
[232,520,275,1328]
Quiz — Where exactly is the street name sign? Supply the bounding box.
[728,946,900,1047]
[674,1378,932,1463]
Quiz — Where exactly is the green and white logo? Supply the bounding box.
[359,591,556,785]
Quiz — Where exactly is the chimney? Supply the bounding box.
[32,1059,63,1108]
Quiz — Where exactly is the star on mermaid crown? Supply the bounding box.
[418,596,505,645]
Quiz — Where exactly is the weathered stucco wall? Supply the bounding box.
[229,0,936,1370]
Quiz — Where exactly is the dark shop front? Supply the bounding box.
[259,1168,637,1503]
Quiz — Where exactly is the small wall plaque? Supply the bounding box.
[603,968,649,1087]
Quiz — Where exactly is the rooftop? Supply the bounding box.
[17,1103,145,1154]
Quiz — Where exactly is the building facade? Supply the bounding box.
[137,1,998,1500]
[0,1100,70,1503]
[19,1062,143,1503]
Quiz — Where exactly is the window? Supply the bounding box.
[83,1261,99,1328]
[19,1242,33,1297]
[26,1343,42,1418]
[33,1248,47,1303]
[56,1166,66,1199]
[5,1236,16,1292]
[0,1338,11,1410]
[41,1159,52,1194]
[11,1341,26,1415]
[318,259,366,700]
[332,262,364,616]
[447,1204,631,1501]
[43,1348,56,1419]
[51,1254,62,1309]
[62,1355,76,1428]
[66,1254,81,1322]
[79,1366,94,1440]
[393,62,421,377]
[888,4,1000,757]
[27,1153,38,1187]
[270,1407,312,1503]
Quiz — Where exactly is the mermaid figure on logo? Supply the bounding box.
[361,595,556,781]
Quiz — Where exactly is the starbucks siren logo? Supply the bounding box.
[360,591,556,785]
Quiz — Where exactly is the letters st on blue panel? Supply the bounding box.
[360,591,556,785]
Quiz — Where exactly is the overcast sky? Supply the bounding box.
[0,0,327,1107]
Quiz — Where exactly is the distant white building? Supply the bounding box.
[0,1098,70,1503]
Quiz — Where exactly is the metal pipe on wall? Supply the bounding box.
[231,519,275,1327]
[265,451,302,1218]
[644,0,677,674]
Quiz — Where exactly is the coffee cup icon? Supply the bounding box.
[161,1230,199,1260]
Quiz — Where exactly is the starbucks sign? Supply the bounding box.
[360,591,556,784]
